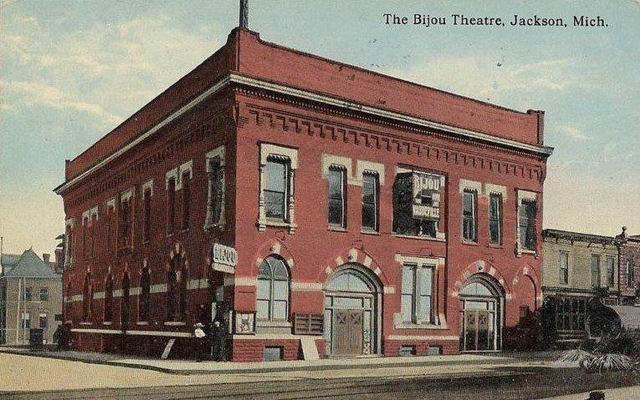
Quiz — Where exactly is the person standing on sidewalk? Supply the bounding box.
[211,320,227,361]
[194,323,207,362]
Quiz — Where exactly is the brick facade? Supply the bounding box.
[55,28,551,361]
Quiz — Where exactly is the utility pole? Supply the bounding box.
[239,0,248,29]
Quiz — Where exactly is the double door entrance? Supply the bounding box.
[462,304,496,351]
[333,310,364,355]
[459,280,502,352]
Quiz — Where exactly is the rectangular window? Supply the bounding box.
[489,193,502,245]
[22,313,30,330]
[167,177,176,234]
[627,262,635,287]
[65,223,74,267]
[519,200,537,251]
[393,172,442,238]
[462,191,477,242]
[264,159,289,221]
[591,255,601,288]
[39,313,47,329]
[90,214,97,257]
[606,257,615,287]
[82,217,88,258]
[143,188,151,242]
[328,166,346,228]
[362,173,379,231]
[181,171,191,230]
[559,252,569,285]
[119,196,132,248]
[24,287,32,301]
[401,264,434,324]
[39,288,49,302]
[106,206,113,253]
[206,159,224,227]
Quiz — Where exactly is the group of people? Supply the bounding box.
[194,319,227,362]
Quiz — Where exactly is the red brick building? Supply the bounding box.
[617,228,640,304]
[54,27,553,361]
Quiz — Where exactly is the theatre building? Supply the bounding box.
[54,27,552,361]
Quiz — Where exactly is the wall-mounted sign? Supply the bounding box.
[212,243,238,274]
[411,172,445,221]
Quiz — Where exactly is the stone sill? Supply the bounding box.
[393,234,446,242]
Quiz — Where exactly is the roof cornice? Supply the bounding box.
[54,73,553,195]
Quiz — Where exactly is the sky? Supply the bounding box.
[1,0,638,258]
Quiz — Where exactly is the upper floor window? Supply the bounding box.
[362,172,379,232]
[24,287,32,301]
[142,182,152,243]
[167,177,176,235]
[181,171,191,230]
[39,288,49,302]
[518,195,538,252]
[401,263,435,325]
[64,219,74,268]
[118,191,133,249]
[591,255,601,288]
[462,190,478,243]
[205,147,225,228]
[257,256,290,321]
[393,171,444,239]
[559,252,569,285]
[258,144,298,233]
[265,158,290,221]
[328,166,347,228]
[489,193,503,245]
[606,257,615,287]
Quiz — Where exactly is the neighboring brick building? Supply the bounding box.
[0,249,63,344]
[54,27,552,361]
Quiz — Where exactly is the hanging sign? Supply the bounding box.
[212,243,238,274]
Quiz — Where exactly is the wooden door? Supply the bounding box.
[334,310,363,355]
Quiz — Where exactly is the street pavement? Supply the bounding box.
[1,351,639,399]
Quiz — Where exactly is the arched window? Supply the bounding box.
[104,274,113,323]
[121,273,130,326]
[167,255,186,321]
[82,273,91,321]
[65,283,72,321]
[257,256,290,321]
[139,268,151,322]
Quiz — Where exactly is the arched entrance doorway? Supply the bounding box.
[459,275,504,352]
[324,264,382,357]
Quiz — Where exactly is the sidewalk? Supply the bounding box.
[0,346,556,375]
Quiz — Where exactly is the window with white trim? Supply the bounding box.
[205,147,225,228]
[257,256,290,321]
[143,186,152,243]
[489,193,502,245]
[627,261,635,287]
[139,267,151,322]
[64,219,74,268]
[393,170,444,239]
[559,251,569,285]
[328,165,347,228]
[362,172,379,232]
[591,255,601,288]
[401,264,435,324]
[181,170,191,230]
[606,256,615,287]
[258,144,298,233]
[104,273,113,323]
[462,190,478,243]
[518,195,538,252]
